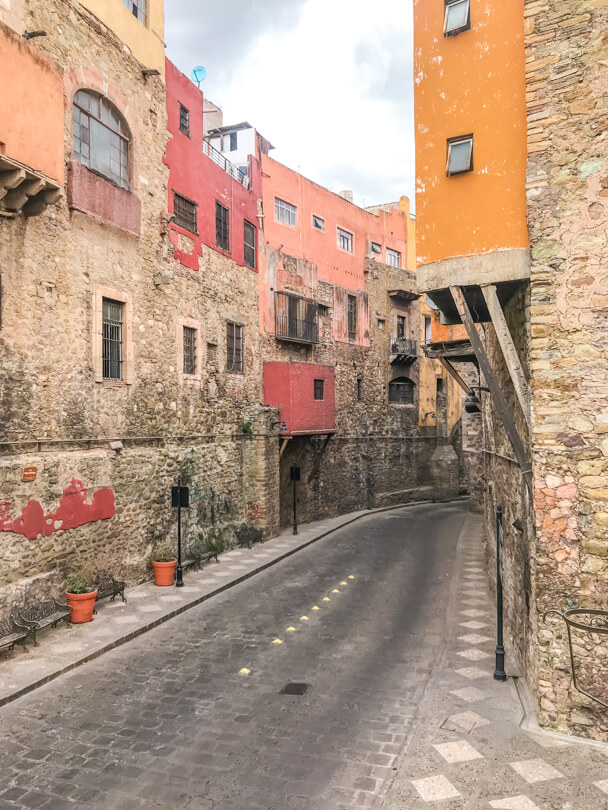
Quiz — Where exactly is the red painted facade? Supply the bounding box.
[263,362,335,435]
[164,59,262,271]
[67,161,142,236]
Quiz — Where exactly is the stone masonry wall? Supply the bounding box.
[525,0,608,738]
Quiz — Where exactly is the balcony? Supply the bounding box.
[275,292,319,345]
[203,139,250,188]
[390,337,418,364]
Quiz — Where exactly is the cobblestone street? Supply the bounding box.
[1,503,607,810]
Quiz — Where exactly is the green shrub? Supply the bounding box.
[63,569,95,594]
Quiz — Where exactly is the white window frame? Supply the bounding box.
[386,248,401,268]
[446,135,474,176]
[444,0,470,36]
[337,227,354,254]
[275,197,297,227]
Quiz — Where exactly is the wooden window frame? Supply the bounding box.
[93,285,133,385]
[337,226,354,254]
[216,200,230,252]
[173,191,198,234]
[388,377,415,406]
[313,379,324,401]
[226,321,244,373]
[243,219,256,269]
[444,0,471,36]
[179,103,190,138]
[347,294,357,340]
[446,135,474,176]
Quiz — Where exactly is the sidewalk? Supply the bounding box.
[382,513,608,810]
[0,506,380,707]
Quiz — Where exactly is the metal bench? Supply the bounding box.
[95,574,127,604]
[0,616,29,656]
[16,599,71,645]
[181,550,219,572]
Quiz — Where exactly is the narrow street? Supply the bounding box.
[0,503,467,810]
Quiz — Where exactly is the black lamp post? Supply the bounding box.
[171,477,189,588]
[494,505,507,682]
[290,465,300,535]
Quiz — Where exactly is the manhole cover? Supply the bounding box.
[280,682,309,695]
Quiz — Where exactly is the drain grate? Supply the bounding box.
[280,682,310,695]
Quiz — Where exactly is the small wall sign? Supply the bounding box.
[22,466,37,482]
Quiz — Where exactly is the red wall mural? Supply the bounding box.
[0,479,115,541]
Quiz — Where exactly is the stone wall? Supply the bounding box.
[524,0,608,738]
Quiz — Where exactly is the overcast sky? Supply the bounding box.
[165,0,415,209]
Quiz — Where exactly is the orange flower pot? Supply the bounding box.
[152,559,177,586]
[65,589,98,623]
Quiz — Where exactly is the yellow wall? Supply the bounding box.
[418,302,462,432]
[81,0,165,77]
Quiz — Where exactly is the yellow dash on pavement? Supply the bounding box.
[312,605,320,611]
[300,616,309,621]
[286,626,296,632]
[340,581,347,586]
[239,668,250,675]
[322,597,331,602]
[348,575,355,580]
[332,589,340,593]
[272,638,283,645]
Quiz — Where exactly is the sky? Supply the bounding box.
[165,0,415,209]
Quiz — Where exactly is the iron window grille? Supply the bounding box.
[179,103,190,137]
[183,326,196,375]
[226,322,244,373]
[122,0,147,24]
[274,292,319,344]
[244,220,256,269]
[102,298,123,380]
[347,294,357,340]
[275,197,297,227]
[312,214,325,230]
[216,201,230,251]
[386,248,401,268]
[173,192,198,234]
[314,379,324,401]
[447,135,474,176]
[444,0,470,36]
[389,378,415,405]
[337,227,354,253]
[72,90,130,189]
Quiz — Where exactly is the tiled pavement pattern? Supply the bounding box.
[0,502,470,810]
[382,514,608,810]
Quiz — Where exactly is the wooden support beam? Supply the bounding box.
[438,357,472,395]
[307,434,332,483]
[482,284,531,428]
[450,286,533,494]
[279,438,290,458]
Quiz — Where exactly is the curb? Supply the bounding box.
[0,497,467,709]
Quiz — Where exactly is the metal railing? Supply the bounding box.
[275,292,319,344]
[389,337,418,358]
[203,139,250,188]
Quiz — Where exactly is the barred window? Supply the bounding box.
[122,0,147,24]
[179,103,190,137]
[102,299,123,380]
[216,201,230,251]
[173,192,198,233]
[244,220,256,269]
[314,379,324,401]
[275,197,297,227]
[337,227,354,253]
[389,377,415,405]
[386,248,401,268]
[72,90,130,189]
[347,294,357,339]
[226,322,243,373]
[183,326,196,375]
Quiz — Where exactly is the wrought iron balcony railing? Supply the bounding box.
[275,292,319,344]
[203,139,250,188]
[390,337,418,363]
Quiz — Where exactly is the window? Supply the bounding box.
[275,197,297,227]
[229,131,238,151]
[319,304,330,316]
[425,316,432,344]
[347,294,357,340]
[244,220,256,269]
[179,104,190,137]
[72,90,130,189]
[447,135,474,176]
[102,299,123,380]
[397,316,406,339]
[122,0,146,24]
[386,248,401,268]
[389,377,415,405]
[337,227,354,253]
[183,326,196,375]
[173,192,198,234]
[226,322,243,372]
[377,318,385,330]
[216,201,230,251]
[314,379,324,401]
[357,377,362,401]
[370,242,382,255]
[444,0,470,36]
[312,214,325,231]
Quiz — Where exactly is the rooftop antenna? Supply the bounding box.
[190,66,207,88]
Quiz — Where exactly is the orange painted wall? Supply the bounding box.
[413,0,528,266]
[0,24,64,185]
[430,311,468,344]
[261,155,411,291]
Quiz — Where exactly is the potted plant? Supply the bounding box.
[63,569,98,623]
[150,540,177,586]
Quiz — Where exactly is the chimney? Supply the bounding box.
[338,190,354,203]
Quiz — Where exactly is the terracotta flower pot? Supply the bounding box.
[65,588,98,623]
[152,559,177,586]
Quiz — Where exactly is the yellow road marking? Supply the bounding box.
[348,575,355,579]
[332,588,340,593]
[286,626,296,632]
[300,616,309,621]
[323,597,330,602]
[312,605,320,611]
[340,581,347,585]
[239,668,250,675]
[272,638,283,645]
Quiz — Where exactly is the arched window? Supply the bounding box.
[72,90,130,189]
[389,376,415,405]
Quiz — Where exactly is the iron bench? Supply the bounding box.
[16,599,71,645]
[95,574,127,604]
[0,616,29,656]
[181,550,219,572]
